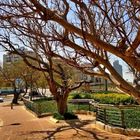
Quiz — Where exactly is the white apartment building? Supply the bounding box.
[3,48,35,67]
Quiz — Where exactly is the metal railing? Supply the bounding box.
[22,98,94,117]
[23,98,46,116]
[90,102,140,129]
[23,98,140,129]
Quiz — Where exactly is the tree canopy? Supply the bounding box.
[0,0,140,102]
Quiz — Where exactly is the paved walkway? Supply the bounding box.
[0,102,140,140]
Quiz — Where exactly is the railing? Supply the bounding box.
[90,102,140,129]
[23,98,140,129]
[68,99,93,111]
[22,98,43,116]
[22,98,94,117]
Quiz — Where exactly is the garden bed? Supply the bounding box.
[91,103,140,129]
[22,98,94,118]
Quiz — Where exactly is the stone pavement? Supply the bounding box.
[0,102,140,140]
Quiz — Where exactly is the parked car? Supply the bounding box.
[0,97,4,102]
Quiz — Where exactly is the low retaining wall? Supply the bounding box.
[0,119,3,127]
[23,105,52,118]
[95,121,140,137]
[90,103,140,129]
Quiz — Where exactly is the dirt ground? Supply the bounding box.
[0,102,140,140]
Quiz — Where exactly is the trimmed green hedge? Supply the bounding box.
[69,93,92,99]
[33,98,92,114]
[69,92,137,105]
[92,93,137,105]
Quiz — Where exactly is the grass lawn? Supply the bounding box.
[33,99,92,114]
[31,95,140,129]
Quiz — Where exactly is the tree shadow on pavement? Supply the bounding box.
[23,118,109,140]
[2,103,23,107]
[0,122,21,127]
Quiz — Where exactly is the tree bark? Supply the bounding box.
[12,90,20,104]
[56,95,68,115]
[12,83,20,104]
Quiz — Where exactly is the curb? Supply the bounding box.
[23,106,52,118]
[49,117,59,123]
[0,119,3,127]
[94,121,140,137]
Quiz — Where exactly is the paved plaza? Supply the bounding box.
[0,102,140,140]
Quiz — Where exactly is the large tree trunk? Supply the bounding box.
[12,83,20,104]
[12,89,20,104]
[56,96,68,115]
[133,74,140,91]
[12,93,20,104]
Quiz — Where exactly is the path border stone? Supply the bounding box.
[0,119,3,127]
[94,121,140,137]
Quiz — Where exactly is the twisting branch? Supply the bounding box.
[126,27,140,56]
[70,80,92,91]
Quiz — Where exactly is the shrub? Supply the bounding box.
[53,112,64,120]
[53,112,78,120]
[33,100,57,113]
[70,92,137,105]
[92,93,137,105]
[64,112,78,120]
[82,94,92,99]
[70,92,92,99]
[72,94,82,99]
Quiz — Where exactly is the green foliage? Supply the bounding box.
[124,109,140,128]
[33,99,57,113]
[32,99,91,115]
[63,112,78,120]
[53,112,78,120]
[97,107,140,129]
[72,94,82,99]
[69,92,137,105]
[82,94,92,99]
[53,112,64,120]
[93,93,137,105]
[68,103,92,111]
[70,92,92,99]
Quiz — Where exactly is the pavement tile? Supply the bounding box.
[0,102,140,140]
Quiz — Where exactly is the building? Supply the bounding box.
[79,63,104,84]
[3,48,35,67]
[113,60,123,77]
[3,53,22,66]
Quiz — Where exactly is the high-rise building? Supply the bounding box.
[113,60,123,77]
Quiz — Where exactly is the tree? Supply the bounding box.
[3,46,88,115]
[13,60,42,99]
[0,60,41,103]
[128,66,140,91]
[44,58,88,115]
[0,0,140,104]
[0,63,21,104]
